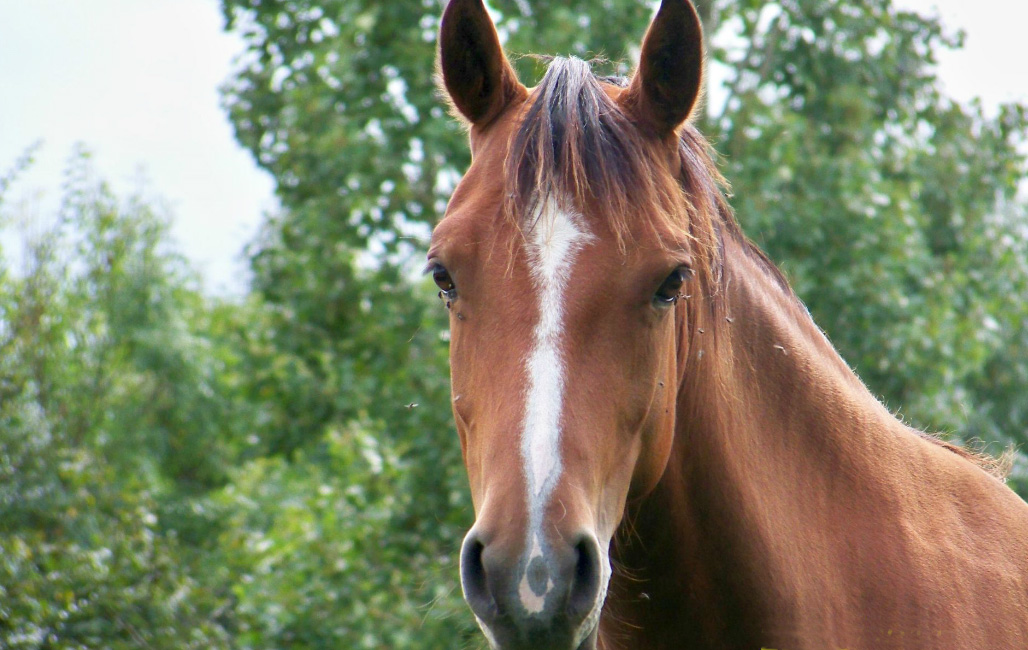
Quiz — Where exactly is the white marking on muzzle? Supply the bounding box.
[517,535,551,614]
[518,197,593,613]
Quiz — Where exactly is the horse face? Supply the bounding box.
[434,2,703,648]
[429,184,687,648]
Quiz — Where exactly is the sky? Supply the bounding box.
[1,0,1026,295]
[0,0,275,295]
[894,0,1028,109]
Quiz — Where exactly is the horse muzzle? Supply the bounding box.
[460,527,607,650]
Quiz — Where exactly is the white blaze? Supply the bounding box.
[518,197,593,612]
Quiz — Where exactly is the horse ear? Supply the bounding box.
[620,0,704,137]
[439,0,525,126]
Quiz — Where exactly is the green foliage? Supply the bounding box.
[216,423,473,649]
[0,150,241,649]
[209,277,474,647]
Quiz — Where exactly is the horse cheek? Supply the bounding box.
[630,381,677,499]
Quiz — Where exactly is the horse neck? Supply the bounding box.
[678,232,899,472]
[605,233,909,648]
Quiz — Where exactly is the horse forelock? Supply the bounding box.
[501,57,732,318]
[505,58,710,242]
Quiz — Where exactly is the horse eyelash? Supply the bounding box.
[422,261,442,275]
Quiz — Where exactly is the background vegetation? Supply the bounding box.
[2,0,1026,647]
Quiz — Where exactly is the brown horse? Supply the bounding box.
[430,1,1028,648]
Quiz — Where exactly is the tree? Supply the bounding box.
[0,149,247,649]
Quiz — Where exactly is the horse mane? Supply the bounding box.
[915,431,1011,480]
[500,55,1007,480]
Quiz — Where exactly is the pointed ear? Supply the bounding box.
[439,0,525,126]
[619,0,704,137]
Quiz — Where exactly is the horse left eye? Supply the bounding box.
[432,265,455,292]
[654,267,689,306]
[428,262,458,305]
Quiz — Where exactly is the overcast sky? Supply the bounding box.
[0,0,274,295]
[1,0,1025,295]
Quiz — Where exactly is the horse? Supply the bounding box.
[430,1,1028,648]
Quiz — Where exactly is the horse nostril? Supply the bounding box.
[567,535,602,622]
[460,532,498,621]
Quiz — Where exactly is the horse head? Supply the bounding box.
[433,2,711,647]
